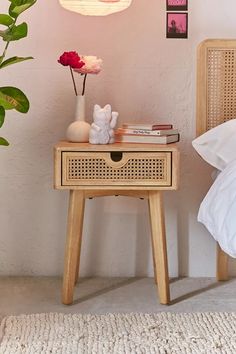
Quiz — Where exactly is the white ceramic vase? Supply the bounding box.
[66,95,91,143]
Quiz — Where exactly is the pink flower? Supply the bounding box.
[58,51,85,69]
[74,56,102,75]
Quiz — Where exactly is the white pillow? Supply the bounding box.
[198,159,236,257]
[192,119,236,170]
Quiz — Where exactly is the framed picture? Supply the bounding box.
[166,12,188,39]
[166,0,188,11]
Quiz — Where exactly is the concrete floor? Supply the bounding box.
[0,277,236,319]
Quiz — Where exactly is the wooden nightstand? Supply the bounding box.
[54,142,179,305]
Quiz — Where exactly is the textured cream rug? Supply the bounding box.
[0,312,236,353]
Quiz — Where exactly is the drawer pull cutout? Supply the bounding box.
[110,151,123,162]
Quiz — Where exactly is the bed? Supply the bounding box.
[195,39,236,281]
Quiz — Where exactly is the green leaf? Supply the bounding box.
[0,87,29,113]
[0,14,14,26]
[0,137,9,146]
[0,56,33,69]
[2,22,27,41]
[0,106,5,128]
[9,0,37,18]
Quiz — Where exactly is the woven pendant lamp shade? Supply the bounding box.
[59,0,132,16]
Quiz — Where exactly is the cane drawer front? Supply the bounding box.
[61,151,172,187]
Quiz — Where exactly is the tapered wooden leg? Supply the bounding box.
[150,234,158,284]
[217,243,229,281]
[62,190,85,305]
[148,191,170,304]
[74,198,85,286]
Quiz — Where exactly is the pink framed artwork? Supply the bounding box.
[166,0,188,11]
[166,12,188,39]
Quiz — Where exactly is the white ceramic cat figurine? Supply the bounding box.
[89,104,118,144]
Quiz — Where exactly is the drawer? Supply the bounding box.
[61,151,172,187]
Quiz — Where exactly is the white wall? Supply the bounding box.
[1,0,236,277]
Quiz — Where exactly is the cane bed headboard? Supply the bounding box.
[196,39,236,280]
[196,39,236,136]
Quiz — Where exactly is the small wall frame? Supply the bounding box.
[166,0,188,11]
[166,12,188,39]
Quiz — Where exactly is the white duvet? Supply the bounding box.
[198,159,236,257]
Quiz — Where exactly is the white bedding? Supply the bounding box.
[192,119,236,171]
[198,159,236,257]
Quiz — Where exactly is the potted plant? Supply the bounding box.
[0,0,37,146]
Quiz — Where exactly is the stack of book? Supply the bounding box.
[115,123,180,144]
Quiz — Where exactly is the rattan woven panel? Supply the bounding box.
[62,152,171,186]
[207,48,236,130]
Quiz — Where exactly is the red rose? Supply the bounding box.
[58,51,85,69]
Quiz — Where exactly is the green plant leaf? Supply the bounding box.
[9,0,37,18]
[0,87,29,113]
[0,14,14,26]
[0,106,5,128]
[0,137,9,146]
[2,22,27,41]
[0,56,33,69]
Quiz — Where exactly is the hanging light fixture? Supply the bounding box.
[59,0,132,16]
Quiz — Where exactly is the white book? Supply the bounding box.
[115,134,180,144]
[116,128,178,136]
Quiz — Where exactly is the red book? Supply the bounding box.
[122,123,173,130]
